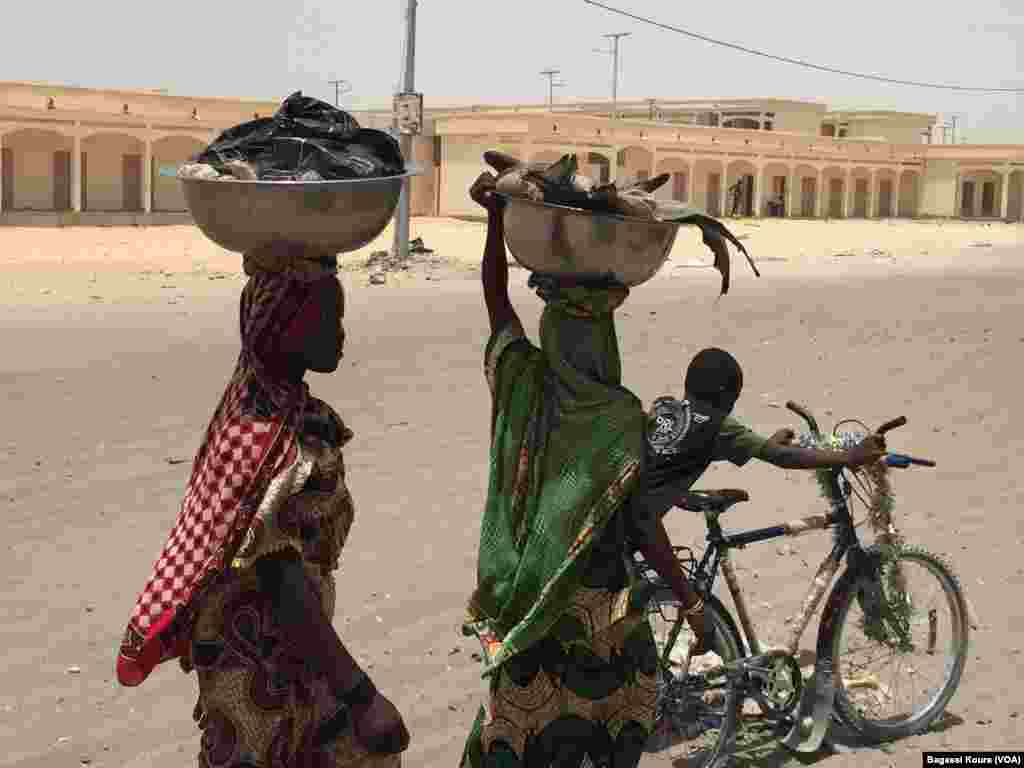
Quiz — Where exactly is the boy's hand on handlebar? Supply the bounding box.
[846,434,887,468]
[767,428,796,447]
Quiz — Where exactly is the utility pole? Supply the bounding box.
[540,68,562,111]
[392,0,417,262]
[327,79,351,107]
[604,32,630,120]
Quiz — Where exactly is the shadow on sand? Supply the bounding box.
[660,694,966,767]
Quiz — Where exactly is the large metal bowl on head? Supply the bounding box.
[500,195,682,287]
[181,168,420,254]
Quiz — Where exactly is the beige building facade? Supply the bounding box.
[2,82,1022,225]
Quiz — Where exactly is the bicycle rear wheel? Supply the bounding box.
[826,544,970,741]
[645,588,743,766]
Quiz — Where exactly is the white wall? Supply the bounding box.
[771,109,825,136]
[440,138,495,216]
[849,117,930,145]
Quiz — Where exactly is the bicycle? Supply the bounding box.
[639,400,970,766]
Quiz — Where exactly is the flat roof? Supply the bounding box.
[0,80,279,107]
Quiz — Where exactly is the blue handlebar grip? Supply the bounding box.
[884,454,913,468]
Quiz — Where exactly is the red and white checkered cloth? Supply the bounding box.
[116,268,336,687]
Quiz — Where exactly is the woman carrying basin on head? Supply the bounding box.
[116,242,409,767]
[459,173,710,768]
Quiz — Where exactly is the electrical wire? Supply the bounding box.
[582,0,1024,93]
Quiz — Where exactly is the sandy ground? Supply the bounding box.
[1,217,1022,768]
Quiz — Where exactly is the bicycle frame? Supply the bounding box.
[676,465,893,753]
[647,402,927,753]
[693,465,861,659]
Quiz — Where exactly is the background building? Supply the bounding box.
[2,81,1022,225]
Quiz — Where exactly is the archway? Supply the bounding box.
[725,159,758,217]
[693,157,725,216]
[760,161,791,217]
[793,164,819,218]
[81,132,145,212]
[1,127,73,211]
[898,170,920,218]
[821,166,846,218]
[848,166,872,218]
[655,156,690,202]
[152,135,207,211]
[958,168,1002,218]
[874,169,898,217]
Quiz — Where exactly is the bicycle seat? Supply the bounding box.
[678,489,750,514]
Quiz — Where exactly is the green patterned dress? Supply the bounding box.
[461,283,661,768]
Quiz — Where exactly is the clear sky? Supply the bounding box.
[3,0,1021,142]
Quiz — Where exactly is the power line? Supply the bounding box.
[582,0,1024,93]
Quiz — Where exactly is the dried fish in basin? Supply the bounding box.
[483,151,759,294]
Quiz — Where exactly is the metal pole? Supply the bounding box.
[540,69,560,111]
[328,79,349,107]
[392,0,417,262]
[604,32,630,120]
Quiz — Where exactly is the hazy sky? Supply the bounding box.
[4,0,1021,142]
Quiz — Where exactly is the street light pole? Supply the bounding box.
[604,32,630,120]
[540,68,561,111]
[327,79,350,107]
[392,0,417,262]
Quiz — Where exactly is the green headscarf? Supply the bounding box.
[464,278,646,677]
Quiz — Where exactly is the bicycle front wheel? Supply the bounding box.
[826,544,970,741]
[645,588,744,766]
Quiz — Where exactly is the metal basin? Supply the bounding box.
[181,168,420,254]
[501,196,681,286]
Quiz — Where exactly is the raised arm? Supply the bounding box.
[759,428,886,470]
[470,172,519,336]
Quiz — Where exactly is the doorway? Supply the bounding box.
[53,151,71,211]
[1,148,13,210]
[853,178,868,218]
[800,177,816,217]
[961,181,975,217]
[878,180,893,217]
[707,173,722,217]
[981,181,995,217]
[828,178,844,218]
[672,171,688,202]
[123,154,143,212]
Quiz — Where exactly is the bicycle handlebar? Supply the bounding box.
[787,401,934,468]
[785,400,820,439]
[788,399,909,439]
[877,416,908,435]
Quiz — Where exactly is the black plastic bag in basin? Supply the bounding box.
[193,91,404,180]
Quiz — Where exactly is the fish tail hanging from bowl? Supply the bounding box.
[483,150,760,294]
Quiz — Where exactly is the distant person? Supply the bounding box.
[116,243,409,766]
[729,178,744,216]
